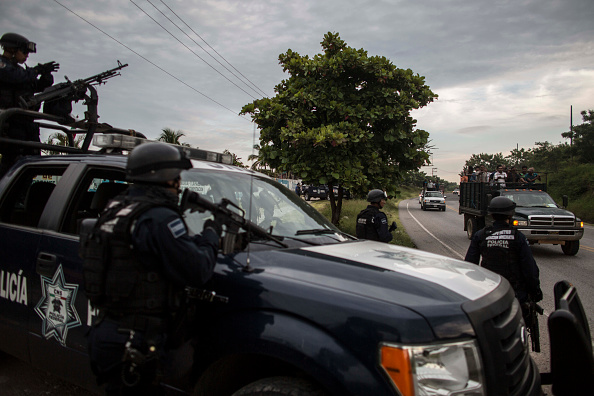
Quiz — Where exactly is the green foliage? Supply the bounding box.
[563,109,594,163]
[223,149,248,168]
[43,132,84,155]
[241,32,437,225]
[159,127,190,146]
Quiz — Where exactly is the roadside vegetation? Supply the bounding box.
[309,186,418,248]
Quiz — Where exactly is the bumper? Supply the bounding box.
[517,228,584,242]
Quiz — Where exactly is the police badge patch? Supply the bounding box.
[34,264,81,346]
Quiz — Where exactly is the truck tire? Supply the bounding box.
[421,204,426,211]
[561,240,579,256]
[466,217,478,239]
[231,376,328,396]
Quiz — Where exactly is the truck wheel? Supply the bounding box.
[231,376,328,396]
[421,204,426,211]
[466,217,478,239]
[561,240,579,256]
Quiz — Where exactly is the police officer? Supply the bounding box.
[356,189,397,242]
[0,32,59,175]
[464,196,542,304]
[82,142,221,395]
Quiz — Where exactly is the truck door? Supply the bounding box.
[0,166,67,362]
[27,165,127,391]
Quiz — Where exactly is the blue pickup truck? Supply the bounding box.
[0,110,591,395]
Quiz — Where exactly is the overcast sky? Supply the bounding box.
[2,0,593,183]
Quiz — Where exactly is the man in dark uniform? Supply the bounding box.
[465,196,542,304]
[356,189,396,243]
[0,32,59,176]
[81,142,222,395]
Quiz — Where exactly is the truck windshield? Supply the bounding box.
[180,167,346,241]
[502,192,558,208]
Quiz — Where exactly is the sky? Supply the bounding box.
[1,0,593,183]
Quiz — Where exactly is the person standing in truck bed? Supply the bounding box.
[0,32,59,176]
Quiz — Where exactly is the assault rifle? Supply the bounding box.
[181,189,287,256]
[20,61,128,109]
[524,300,544,352]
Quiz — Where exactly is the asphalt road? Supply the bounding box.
[399,196,594,381]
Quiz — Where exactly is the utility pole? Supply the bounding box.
[570,105,573,161]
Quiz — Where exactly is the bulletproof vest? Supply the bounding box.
[80,198,171,315]
[479,227,524,293]
[356,206,380,241]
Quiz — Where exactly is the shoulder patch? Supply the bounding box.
[167,218,186,239]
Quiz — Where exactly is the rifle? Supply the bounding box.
[20,61,128,109]
[524,300,544,352]
[180,189,287,255]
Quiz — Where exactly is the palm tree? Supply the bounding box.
[158,128,186,145]
[43,132,83,155]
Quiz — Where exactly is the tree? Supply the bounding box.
[563,109,594,163]
[158,128,190,146]
[240,32,437,225]
[464,153,508,172]
[43,132,84,155]
[223,149,248,168]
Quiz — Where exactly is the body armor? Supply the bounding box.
[478,226,525,294]
[81,198,172,316]
[356,206,380,241]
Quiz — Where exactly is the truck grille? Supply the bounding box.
[463,285,536,395]
[529,215,574,227]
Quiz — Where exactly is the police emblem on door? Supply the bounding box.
[34,264,81,346]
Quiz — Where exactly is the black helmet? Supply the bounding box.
[0,33,36,53]
[488,196,516,216]
[126,142,192,184]
[367,189,387,203]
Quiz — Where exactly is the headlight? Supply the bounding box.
[380,340,485,395]
[513,220,527,226]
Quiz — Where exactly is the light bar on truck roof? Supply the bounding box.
[92,134,233,165]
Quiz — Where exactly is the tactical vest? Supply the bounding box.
[81,198,171,316]
[356,207,380,241]
[478,226,524,293]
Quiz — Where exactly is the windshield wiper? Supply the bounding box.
[295,228,337,236]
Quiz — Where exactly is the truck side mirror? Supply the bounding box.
[543,281,594,393]
[562,195,568,208]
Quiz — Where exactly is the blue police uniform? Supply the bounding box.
[356,205,393,243]
[87,185,219,395]
[0,54,54,174]
[465,220,540,303]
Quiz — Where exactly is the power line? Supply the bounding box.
[152,0,269,98]
[158,0,269,98]
[52,0,248,119]
[130,0,259,100]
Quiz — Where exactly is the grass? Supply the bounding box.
[309,186,418,248]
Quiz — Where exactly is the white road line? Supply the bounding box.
[405,201,465,260]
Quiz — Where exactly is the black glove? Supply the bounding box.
[388,221,397,232]
[531,288,543,303]
[203,218,223,237]
[34,61,60,75]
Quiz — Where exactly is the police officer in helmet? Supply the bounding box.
[0,33,59,175]
[82,142,221,395]
[464,196,542,304]
[356,189,397,243]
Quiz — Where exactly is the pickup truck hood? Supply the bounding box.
[243,241,501,340]
[515,206,576,218]
[251,240,500,306]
